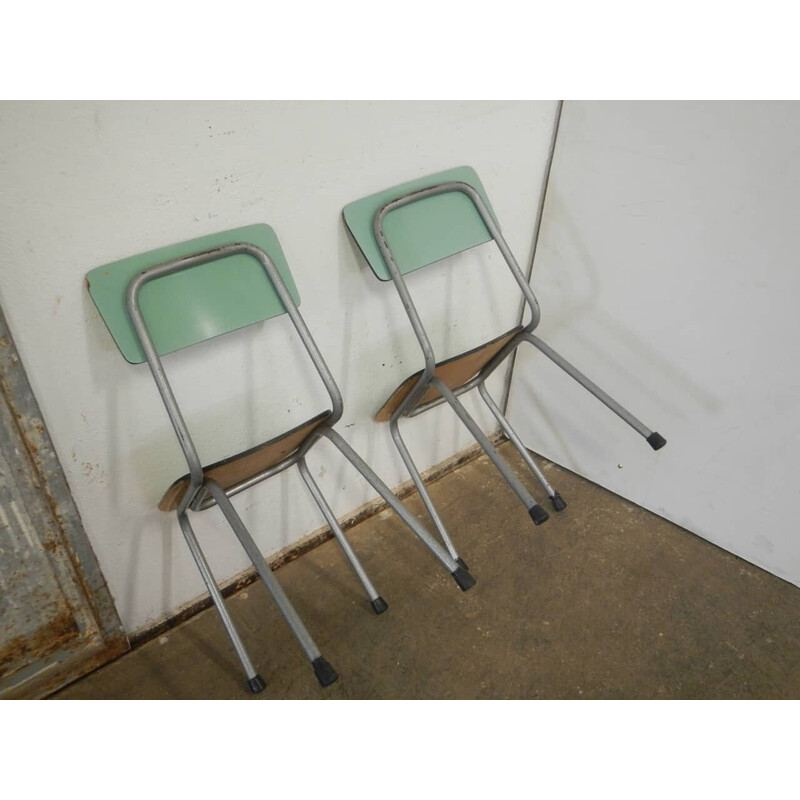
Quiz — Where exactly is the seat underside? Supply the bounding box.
[374,327,522,422]
[158,410,332,512]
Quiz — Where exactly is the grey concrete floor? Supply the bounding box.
[54,443,800,700]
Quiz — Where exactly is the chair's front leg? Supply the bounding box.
[429,377,550,526]
[297,456,388,615]
[389,410,466,568]
[204,479,338,688]
[176,511,265,694]
[319,427,476,592]
[477,380,566,512]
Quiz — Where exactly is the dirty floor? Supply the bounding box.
[54,443,800,699]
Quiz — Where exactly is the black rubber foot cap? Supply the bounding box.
[456,557,469,572]
[647,432,667,450]
[247,674,267,694]
[529,504,550,525]
[551,493,567,512]
[312,656,339,687]
[452,566,477,592]
[371,596,389,615]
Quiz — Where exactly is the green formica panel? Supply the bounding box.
[86,224,300,364]
[342,166,499,281]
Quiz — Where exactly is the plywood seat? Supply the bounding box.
[375,327,522,422]
[158,410,332,511]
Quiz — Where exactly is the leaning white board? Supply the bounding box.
[507,101,800,588]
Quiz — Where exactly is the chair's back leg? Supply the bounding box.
[389,412,464,566]
[523,334,667,450]
[318,427,476,592]
[297,456,388,615]
[176,512,266,694]
[204,480,339,688]
[429,377,550,526]
[477,381,567,512]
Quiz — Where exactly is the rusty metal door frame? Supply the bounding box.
[0,305,128,699]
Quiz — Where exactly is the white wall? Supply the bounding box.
[508,101,800,588]
[0,101,558,633]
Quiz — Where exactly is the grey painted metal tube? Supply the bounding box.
[205,479,322,662]
[523,333,653,439]
[297,457,380,603]
[389,413,460,560]
[370,179,658,453]
[429,377,540,511]
[177,512,258,680]
[365,180,549,538]
[234,243,344,428]
[371,182,544,416]
[127,276,204,513]
[372,181,542,342]
[319,427,460,574]
[477,381,556,498]
[125,243,346,515]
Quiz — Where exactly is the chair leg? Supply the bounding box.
[204,480,338,688]
[524,333,667,450]
[297,457,388,614]
[176,512,266,694]
[477,381,566,512]
[430,377,550,526]
[389,413,466,568]
[319,427,476,592]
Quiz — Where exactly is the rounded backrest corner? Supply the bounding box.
[344,166,498,281]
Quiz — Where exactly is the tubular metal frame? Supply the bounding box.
[125,242,473,695]
[371,180,666,562]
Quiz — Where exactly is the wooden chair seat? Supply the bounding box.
[374,327,522,422]
[158,410,332,511]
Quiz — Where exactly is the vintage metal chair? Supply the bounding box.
[342,166,667,569]
[86,224,474,694]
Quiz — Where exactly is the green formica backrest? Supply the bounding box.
[342,166,499,282]
[86,224,300,364]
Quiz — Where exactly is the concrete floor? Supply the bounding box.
[54,443,800,699]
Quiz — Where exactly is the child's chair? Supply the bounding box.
[343,166,666,568]
[86,224,475,694]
